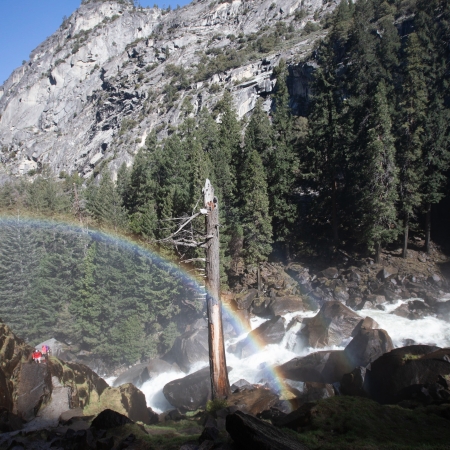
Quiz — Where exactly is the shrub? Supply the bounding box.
[206,398,228,414]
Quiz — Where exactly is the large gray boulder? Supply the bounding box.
[163,366,231,411]
[344,328,394,369]
[277,350,352,384]
[14,363,52,421]
[296,301,369,349]
[228,316,285,359]
[165,327,209,373]
[363,345,447,404]
[113,359,182,388]
[269,296,305,316]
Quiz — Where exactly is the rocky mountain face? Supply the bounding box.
[0,0,330,180]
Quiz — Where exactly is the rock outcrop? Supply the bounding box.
[0,0,328,179]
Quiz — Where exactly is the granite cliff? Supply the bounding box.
[0,0,332,179]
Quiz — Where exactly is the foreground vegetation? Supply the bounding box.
[286,397,450,449]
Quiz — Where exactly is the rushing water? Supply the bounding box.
[112,296,450,413]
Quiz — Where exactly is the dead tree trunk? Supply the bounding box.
[203,180,231,399]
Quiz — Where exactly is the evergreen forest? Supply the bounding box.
[0,0,449,365]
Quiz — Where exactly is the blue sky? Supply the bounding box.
[0,0,191,86]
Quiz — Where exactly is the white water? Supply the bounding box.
[136,296,450,412]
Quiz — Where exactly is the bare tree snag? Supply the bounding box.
[203,179,231,399]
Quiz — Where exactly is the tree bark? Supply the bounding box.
[204,180,231,399]
[332,179,339,248]
[425,203,431,254]
[257,265,261,298]
[402,215,409,259]
[375,242,381,264]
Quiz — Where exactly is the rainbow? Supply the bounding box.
[0,215,299,411]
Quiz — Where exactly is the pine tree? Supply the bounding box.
[397,32,427,257]
[306,47,344,248]
[240,149,272,266]
[267,61,299,258]
[213,92,242,215]
[85,170,128,231]
[0,218,40,335]
[357,81,399,261]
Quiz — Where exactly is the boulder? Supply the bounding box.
[235,290,258,310]
[228,316,285,359]
[84,383,156,424]
[334,286,350,303]
[165,327,209,372]
[340,366,367,396]
[344,328,394,368]
[113,363,150,387]
[49,358,108,409]
[377,266,398,281]
[163,366,219,411]
[226,410,309,450]
[223,307,251,336]
[14,362,52,421]
[269,296,305,316]
[318,267,339,279]
[0,322,34,413]
[231,379,254,393]
[90,409,132,429]
[391,300,431,320]
[298,382,334,402]
[228,386,279,416]
[113,359,183,388]
[277,351,352,384]
[0,408,23,432]
[363,345,449,404]
[297,301,365,348]
[252,296,273,316]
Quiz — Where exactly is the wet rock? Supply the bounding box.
[85,383,156,424]
[277,351,352,384]
[318,267,339,279]
[377,266,399,281]
[365,294,386,305]
[14,362,52,421]
[269,296,305,316]
[297,301,364,348]
[114,359,182,388]
[48,358,108,409]
[90,408,133,429]
[299,382,334,402]
[228,386,279,416]
[340,366,367,396]
[165,327,209,372]
[163,366,220,411]
[231,379,254,393]
[429,274,442,286]
[334,286,350,302]
[391,300,430,320]
[344,328,394,368]
[252,296,273,316]
[0,408,23,432]
[226,410,309,449]
[363,345,449,404]
[113,363,150,387]
[345,269,362,283]
[228,316,285,358]
[235,289,258,310]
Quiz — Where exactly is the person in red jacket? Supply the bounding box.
[32,349,42,363]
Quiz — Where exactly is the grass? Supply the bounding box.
[280,396,450,450]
